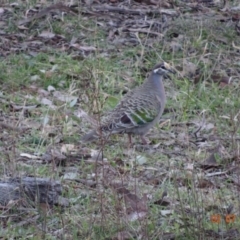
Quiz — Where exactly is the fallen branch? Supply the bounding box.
[0,177,68,207]
[18,3,75,25]
[127,28,163,37]
[91,5,178,16]
[0,122,30,132]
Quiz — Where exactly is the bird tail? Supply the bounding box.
[81,130,99,142]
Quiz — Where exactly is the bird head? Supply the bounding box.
[152,62,176,75]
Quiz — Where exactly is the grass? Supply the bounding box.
[1,0,240,239]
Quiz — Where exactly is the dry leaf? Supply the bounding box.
[39,31,55,39]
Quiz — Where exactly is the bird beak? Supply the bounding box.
[169,68,176,74]
[164,62,176,74]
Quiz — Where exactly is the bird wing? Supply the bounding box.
[101,93,162,133]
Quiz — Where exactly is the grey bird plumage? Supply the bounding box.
[81,62,175,144]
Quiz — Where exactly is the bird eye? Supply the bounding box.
[161,65,167,70]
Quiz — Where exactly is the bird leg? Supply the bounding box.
[128,134,149,146]
[128,133,132,145]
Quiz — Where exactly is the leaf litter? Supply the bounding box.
[0,0,240,238]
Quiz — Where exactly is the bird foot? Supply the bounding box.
[140,136,150,145]
[126,135,150,147]
[135,144,152,151]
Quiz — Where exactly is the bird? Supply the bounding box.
[81,62,175,145]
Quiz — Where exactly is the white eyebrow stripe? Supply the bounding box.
[153,68,160,73]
